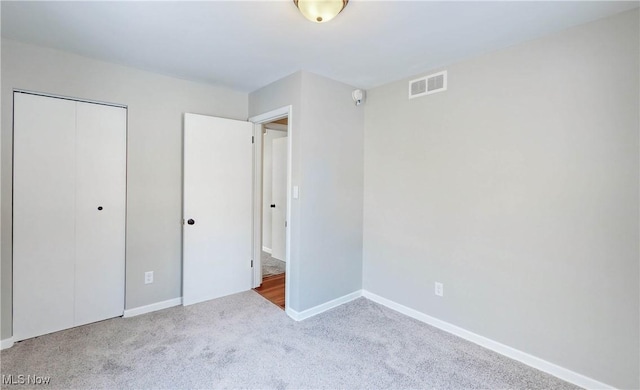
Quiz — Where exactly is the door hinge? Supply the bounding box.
[182,219,185,225]
[285,221,287,228]
[251,259,254,267]
[252,136,254,144]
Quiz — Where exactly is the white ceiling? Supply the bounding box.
[2,1,638,92]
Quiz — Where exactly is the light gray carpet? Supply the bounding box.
[0,291,579,390]
[261,251,285,277]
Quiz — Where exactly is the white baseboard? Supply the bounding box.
[287,290,362,321]
[1,337,14,350]
[361,290,613,390]
[262,246,272,254]
[123,297,182,318]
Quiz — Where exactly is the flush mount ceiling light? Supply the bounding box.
[294,0,349,23]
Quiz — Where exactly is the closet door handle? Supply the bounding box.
[97,206,103,211]
[187,219,195,225]
[270,204,276,208]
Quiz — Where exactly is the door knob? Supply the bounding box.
[97,206,103,211]
[187,219,195,225]
[270,204,276,208]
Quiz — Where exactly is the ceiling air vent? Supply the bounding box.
[409,70,447,99]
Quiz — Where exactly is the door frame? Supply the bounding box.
[248,106,292,312]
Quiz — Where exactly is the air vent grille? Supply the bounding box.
[409,70,447,99]
[410,79,427,96]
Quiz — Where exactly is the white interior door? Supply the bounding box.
[183,113,253,306]
[13,93,77,341]
[261,129,286,254]
[271,137,287,261]
[74,102,126,325]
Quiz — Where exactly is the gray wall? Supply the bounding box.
[362,9,639,389]
[1,39,248,340]
[250,71,364,312]
[297,72,364,308]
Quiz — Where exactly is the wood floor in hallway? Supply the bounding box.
[253,273,285,309]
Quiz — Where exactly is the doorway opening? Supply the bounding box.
[254,118,287,308]
[249,107,292,312]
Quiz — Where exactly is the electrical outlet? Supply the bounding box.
[435,282,444,297]
[145,271,154,285]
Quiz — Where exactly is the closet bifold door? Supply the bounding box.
[74,101,126,326]
[13,93,126,342]
[13,93,77,341]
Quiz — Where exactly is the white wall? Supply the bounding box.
[363,9,639,389]
[1,39,248,340]
[262,128,287,253]
[249,71,364,312]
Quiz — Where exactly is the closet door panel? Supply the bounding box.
[74,102,126,326]
[13,93,77,341]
